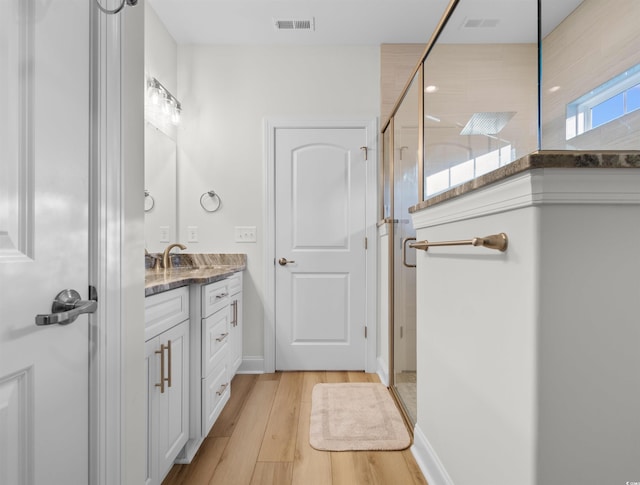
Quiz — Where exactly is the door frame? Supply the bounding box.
[90,2,145,484]
[263,118,378,373]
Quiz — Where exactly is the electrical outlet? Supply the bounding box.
[234,226,257,243]
[159,226,170,243]
[187,226,199,242]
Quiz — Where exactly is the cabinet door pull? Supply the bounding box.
[215,332,229,342]
[231,300,237,327]
[215,292,228,300]
[166,339,172,388]
[155,343,166,393]
[216,382,229,396]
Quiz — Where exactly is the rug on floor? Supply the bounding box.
[309,382,411,451]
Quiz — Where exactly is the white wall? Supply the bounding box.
[144,4,177,106]
[411,169,640,485]
[176,45,380,361]
[144,5,178,251]
[411,186,538,485]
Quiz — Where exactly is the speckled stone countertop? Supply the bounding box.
[410,150,640,213]
[145,253,246,297]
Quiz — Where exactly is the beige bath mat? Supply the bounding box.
[309,383,411,451]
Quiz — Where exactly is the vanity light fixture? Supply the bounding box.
[146,77,182,126]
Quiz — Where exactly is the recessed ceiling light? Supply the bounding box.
[549,85,561,93]
[425,85,439,93]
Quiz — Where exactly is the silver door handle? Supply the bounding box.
[35,289,97,326]
[278,257,296,266]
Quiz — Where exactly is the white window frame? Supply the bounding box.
[566,63,640,140]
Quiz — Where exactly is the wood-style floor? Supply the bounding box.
[162,371,428,485]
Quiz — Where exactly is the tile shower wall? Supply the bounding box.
[542,0,640,149]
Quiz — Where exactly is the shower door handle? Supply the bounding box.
[402,237,417,268]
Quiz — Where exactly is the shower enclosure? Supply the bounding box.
[388,74,421,424]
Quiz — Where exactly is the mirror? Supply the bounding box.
[144,122,177,252]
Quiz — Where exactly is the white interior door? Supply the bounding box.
[275,127,367,370]
[0,1,92,483]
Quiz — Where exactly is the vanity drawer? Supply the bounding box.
[202,279,230,318]
[227,272,242,296]
[201,361,229,436]
[202,307,230,376]
[144,287,189,341]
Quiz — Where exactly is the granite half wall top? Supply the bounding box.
[410,150,640,213]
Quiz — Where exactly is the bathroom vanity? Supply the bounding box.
[144,254,245,485]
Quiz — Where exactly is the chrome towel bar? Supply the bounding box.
[409,233,508,252]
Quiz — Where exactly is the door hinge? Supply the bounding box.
[365,237,368,250]
[364,326,367,338]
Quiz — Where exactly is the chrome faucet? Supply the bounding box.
[162,243,187,269]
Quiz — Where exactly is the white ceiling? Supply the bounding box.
[148,0,584,46]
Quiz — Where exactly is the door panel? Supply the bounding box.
[275,128,367,370]
[0,1,90,483]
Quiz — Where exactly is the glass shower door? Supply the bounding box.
[392,74,420,424]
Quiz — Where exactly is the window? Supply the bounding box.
[425,145,513,197]
[566,63,640,140]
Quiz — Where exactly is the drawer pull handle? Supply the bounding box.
[215,292,228,300]
[215,332,229,342]
[216,382,229,396]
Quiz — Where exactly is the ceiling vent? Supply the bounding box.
[462,18,500,29]
[274,18,315,31]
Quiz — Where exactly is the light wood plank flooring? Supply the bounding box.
[163,372,427,485]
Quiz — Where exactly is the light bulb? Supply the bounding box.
[162,94,172,115]
[147,84,160,105]
[171,105,182,125]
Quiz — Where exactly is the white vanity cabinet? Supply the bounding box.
[148,270,244,466]
[144,287,190,485]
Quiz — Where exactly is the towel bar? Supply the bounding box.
[409,233,508,252]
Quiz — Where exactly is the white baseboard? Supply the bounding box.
[237,357,265,374]
[411,424,454,485]
[376,356,389,386]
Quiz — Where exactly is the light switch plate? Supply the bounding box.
[187,226,199,242]
[159,226,170,243]
[235,226,257,243]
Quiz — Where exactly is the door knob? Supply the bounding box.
[35,288,98,326]
[278,257,296,266]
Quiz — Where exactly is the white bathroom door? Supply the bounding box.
[0,1,92,483]
[274,127,367,370]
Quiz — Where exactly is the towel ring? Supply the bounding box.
[200,190,221,212]
[144,190,155,212]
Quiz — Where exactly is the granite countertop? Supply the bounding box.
[145,253,246,297]
[410,150,640,213]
